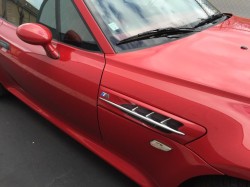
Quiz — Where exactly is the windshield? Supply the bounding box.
[85,0,221,52]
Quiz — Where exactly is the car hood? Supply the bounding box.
[118,15,250,99]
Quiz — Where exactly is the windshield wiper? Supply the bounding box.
[116,27,198,45]
[194,13,224,28]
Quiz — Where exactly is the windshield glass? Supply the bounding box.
[85,0,221,52]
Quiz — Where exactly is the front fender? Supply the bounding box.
[187,106,250,182]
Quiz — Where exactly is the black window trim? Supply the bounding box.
[55,0,61,41]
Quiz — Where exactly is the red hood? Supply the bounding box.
[111,15,250,99]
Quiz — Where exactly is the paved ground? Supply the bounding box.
[0,95,139,187]
[209,0,250,18]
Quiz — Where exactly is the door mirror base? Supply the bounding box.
[44,43,60,59]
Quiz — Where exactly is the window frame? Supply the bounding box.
[37,0,103,53]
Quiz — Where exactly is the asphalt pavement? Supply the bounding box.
[209,0,250,18]
[0,95,139,187]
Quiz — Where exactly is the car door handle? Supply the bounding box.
[0,39,10,50]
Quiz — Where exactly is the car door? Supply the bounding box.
[0,0,104,139]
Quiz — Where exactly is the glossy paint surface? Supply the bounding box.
[98,107,222,187]
[101,15,250,182]
[1,3,250,186]
[16,23,52,45]
[0,82,156,187]
[0,20,104,139]
[17,23,59,59]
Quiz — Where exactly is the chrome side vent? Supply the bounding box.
[122,105,184,135]
[100,97,185,136]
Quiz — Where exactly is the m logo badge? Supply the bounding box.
[101,92,110,99]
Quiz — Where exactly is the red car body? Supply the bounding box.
[1,1,250,186]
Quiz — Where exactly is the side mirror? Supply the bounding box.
[16,23,60,59]
[64,30,82,47]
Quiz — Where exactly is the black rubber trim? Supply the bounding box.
[55,0,61,41]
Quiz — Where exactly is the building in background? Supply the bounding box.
[0,0,38,25]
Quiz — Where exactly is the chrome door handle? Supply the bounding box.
[0,39,10,50]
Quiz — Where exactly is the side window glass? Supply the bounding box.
[38,0,57,39]
[59,0,100,52]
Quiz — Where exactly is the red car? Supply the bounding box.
[1,0,250,186]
